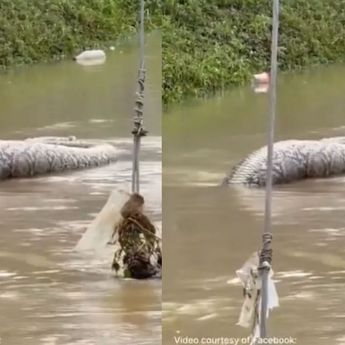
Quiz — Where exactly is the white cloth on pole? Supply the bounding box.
[236,252,279,343]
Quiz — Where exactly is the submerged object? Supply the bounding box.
[223,137,345,187]
[0,136,118,180]
[74,50,106,66]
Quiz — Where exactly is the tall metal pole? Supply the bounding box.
[260,0,279,338]
[132,0,147,194]
[139,0,145,71]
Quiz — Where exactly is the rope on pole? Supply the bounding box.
[132,0,147,194]
[259,0,280,339]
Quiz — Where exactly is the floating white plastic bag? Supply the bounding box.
[75,50,106,66]
[74,189,129,253]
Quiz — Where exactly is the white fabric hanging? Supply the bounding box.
[236,252,279,343]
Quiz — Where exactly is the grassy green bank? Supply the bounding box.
[0,0,144,68]
[1,1,345,107]
[161,0,345,106]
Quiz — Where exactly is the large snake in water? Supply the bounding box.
[223,137,345,186]
[0,136,118,180]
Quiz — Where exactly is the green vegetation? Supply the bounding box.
[0,0,142,68]
[1,1,345,107]
[161,0,345,106]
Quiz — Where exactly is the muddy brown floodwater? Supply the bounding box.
[163,65,345,345]
[0,33,161,345]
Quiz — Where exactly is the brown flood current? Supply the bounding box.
[163,65,345,345]
[0,33,161,345]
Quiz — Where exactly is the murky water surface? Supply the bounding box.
[163,65,345,345]
[0,33,161,345]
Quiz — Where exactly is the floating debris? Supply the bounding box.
[110,193,161,279]
[252,72,270,93]
[74,49,106,66]
[75,189,129,252]
[75,190,161,279]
